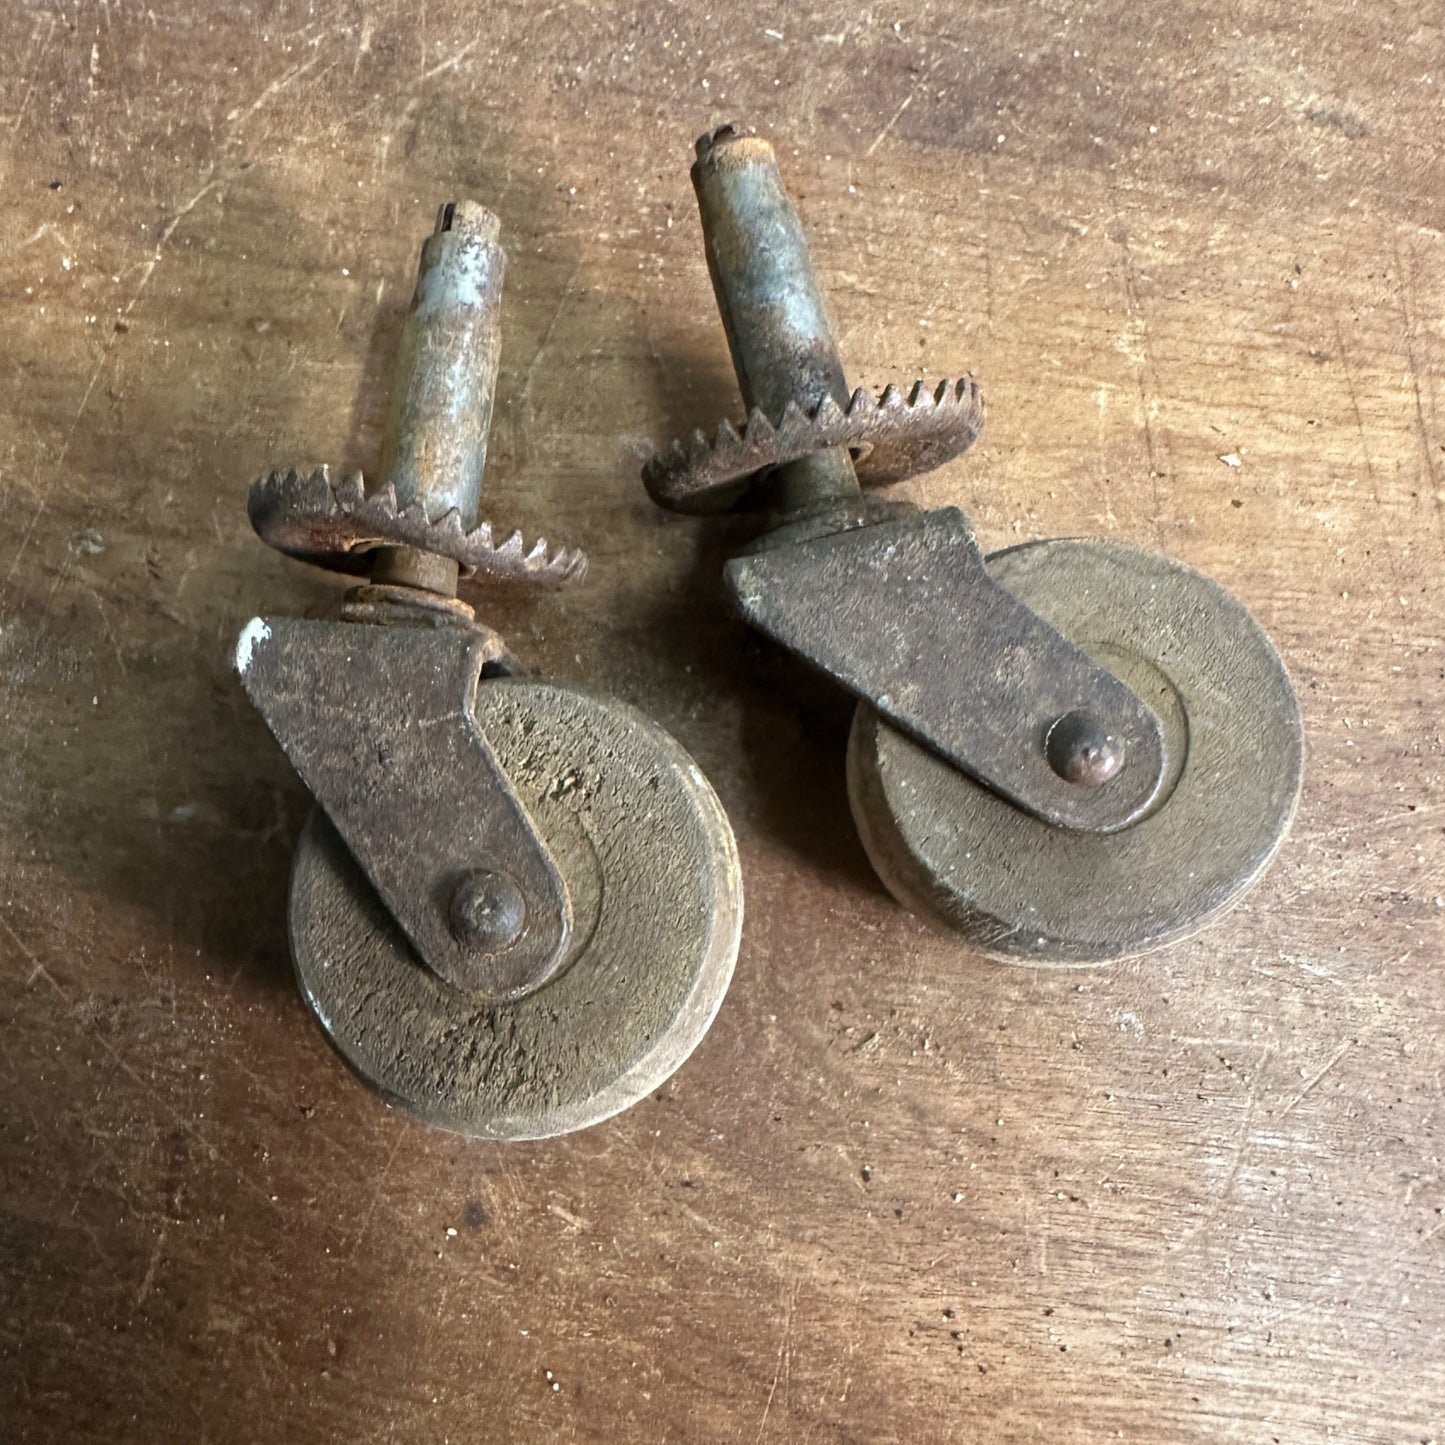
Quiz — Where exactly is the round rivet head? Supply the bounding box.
[448,869,526,952]
[1045,709,1125,788]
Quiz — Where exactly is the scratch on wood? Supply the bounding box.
[1,169,219,606]
[1111,218,1171,532]
[418,37,478,84]
[1387,1214,1445,1267]
[133,1222,169,1306]
[8,12,59,133]
[1393,236,1445,552]
[548,1202,589,1232]
[1173,1047,1270,1248]
[865,92,915,158]
[756,1279,797,1442]
[224,50,325,134]
[341,1130,405,1259]
[1275,1040,1353,1119]
[1,910,67,999]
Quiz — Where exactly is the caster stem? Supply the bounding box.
[692,126,863,520]
[373,200,507,597]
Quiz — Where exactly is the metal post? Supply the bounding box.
[371,200,507,595]
[691,126,862,517]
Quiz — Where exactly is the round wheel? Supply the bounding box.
[289,678,743,1138]
[846,538,1302,964]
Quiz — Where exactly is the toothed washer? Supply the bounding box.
[644,125,1300,963]
[237,201,741,1136]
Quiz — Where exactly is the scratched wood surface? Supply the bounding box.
[1,2,1442,1441]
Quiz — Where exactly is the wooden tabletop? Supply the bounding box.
[2,3,1441,1440]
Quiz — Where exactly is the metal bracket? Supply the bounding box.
[725,508,1169,833]
[236,615,573,999]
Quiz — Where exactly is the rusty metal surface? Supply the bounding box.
[237,616,574,1000]
[691,124,865,519]
[694,128,850,423]
[643,376,986,514]
[728,507,1169,833]
[847,537,1303,961]
[248,464,588,584]
[644,126,984,516]
[250,200,585,592]
[377,201,505,526]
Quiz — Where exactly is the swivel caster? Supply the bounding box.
[643,125,1300,964]
[238,201,741,1136]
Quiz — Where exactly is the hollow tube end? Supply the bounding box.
[432,198,501,246]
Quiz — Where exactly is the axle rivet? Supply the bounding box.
[449,869,526,952]
[1046,710,1124,788]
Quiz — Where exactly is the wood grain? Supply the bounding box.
[0,2,1441,1440]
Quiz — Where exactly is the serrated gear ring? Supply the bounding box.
[643,376,985,515]
[248,465,587,587]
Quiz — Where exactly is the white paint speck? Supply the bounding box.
[235,617,271,675]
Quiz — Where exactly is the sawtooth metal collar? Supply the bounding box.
[643,375,985,514]
[248,465,588,587]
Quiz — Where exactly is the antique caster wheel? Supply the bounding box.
[640,127,1303,962]
[290,678,743,1139]
[845,537,1302,964]
[241,199,744,1137]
